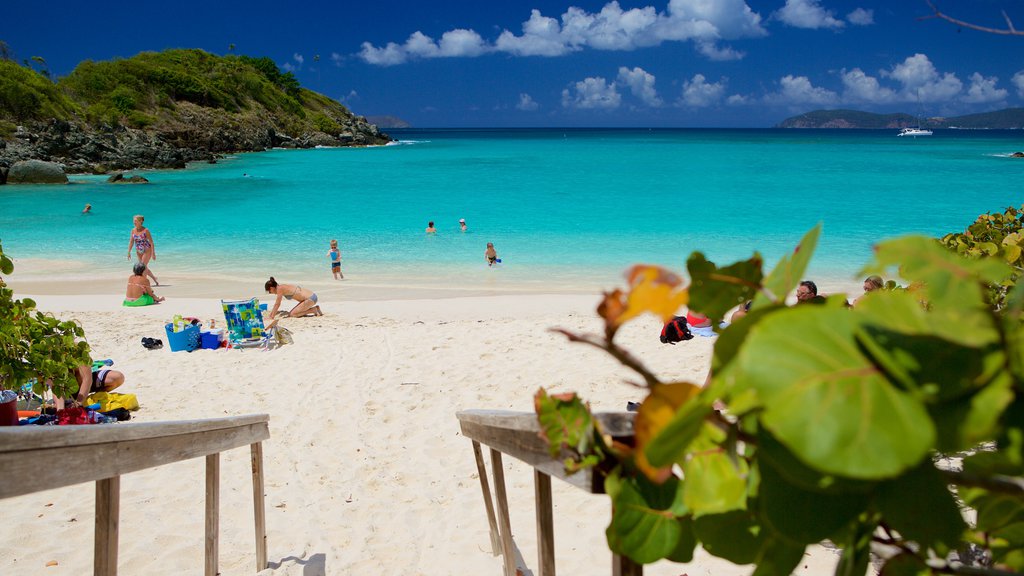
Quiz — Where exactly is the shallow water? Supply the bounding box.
[1,128,1021,293]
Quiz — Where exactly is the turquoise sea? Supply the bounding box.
[1,128,1022,294]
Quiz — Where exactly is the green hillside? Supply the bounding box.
[778,108,1024,129]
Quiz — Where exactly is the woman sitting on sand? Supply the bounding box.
[124,263,164,306]
[265,277,323,318]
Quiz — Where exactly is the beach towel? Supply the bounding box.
[87,391,140,412]
[123,293,155,307]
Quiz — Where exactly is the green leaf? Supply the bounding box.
[693,510,765,565]
[712,303,788,387]
[835,517,876,576]
[879,553,930,576]
[755,224,821,307]
[686,252,763,323]
[960,488,1024,533]
[758,459,868,544]
[751,535,806,576]
[665,515,697,563]
[856,283,998,348]
[604,471,687,564]
[644,396,712,469]
[683,447,749,517]
[757,429,876,494]
[0,254,12,275]
[534,389,596,465]
[876,460,965,550]
[735,306,935,479]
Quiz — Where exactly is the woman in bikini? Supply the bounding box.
[265,277,323,319]
[127,214,158,285]
[124,263,164,306]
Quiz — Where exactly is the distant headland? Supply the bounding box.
[777,108,1024,129]
[0,48,392,183]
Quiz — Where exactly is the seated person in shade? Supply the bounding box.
[854,275,884,306]
[686,309,712,328]
[124,263,164,306]
[796,280,826,304]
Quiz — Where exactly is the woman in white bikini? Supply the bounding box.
[264,277,323,319]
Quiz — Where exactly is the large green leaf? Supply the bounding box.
[682,446,749,517]
[879,553,930,576]
[758,459,868,544]
[757,429,876,494]
[755,224,821,307]
[644,396,713,469]
[666,515,697,563]
[712,303,787,387]
[835,517,876,576]
[604,471,688,564]
[876,460,965,550]
[856,287,998,349]
[693,510,765,565]
[737,306,935,479]
[533,389,599,471]
[751,535,805,576]
[686,252,763,323]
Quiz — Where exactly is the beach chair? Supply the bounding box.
[222,298,273,349]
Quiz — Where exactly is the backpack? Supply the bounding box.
[660,316,693,344]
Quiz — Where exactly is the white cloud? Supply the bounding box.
[695,40,744,61]
[841,68,896,103]
[516,93,540,111]
[330,52,345,66]
[765,75,839,105]
[846,8,874,26]
[885,53,963,102]
[362,0,765,65]
[678,74,726,107]
[561,77,621,109]
[726,94,749,105]
[962,73,1007,104]
[1014,71,1024,98]
[616,66,663,107]
[281,62,297,72]
[775,0,844,29]
[293,53,305,66]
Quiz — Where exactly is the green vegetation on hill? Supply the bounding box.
[0,48,369,136]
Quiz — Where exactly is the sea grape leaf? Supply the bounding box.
[533,389,596,467]
[879,553,930,576]
[682,445,749,517]
[754,224,820,307]
[876,460,966,550]
[835,516,876,576]
[756,428,876,495]
[599,265,689,333]
[757,458,868,544]
[693,509,765,565]
[665,515,697,563]
[686,252,763,323]
[855,289,998,355]
[960,487,1024,533]
[751,535,805,576]
[712,303,787,381]
[634,382,702,482]
[870,235,1010,311]
[644,394,713,469]
[0,253,12,275]
[736,306,935,479]
[962,447,1024,477]
[961,371,1016,447]
[990,522,1024,570]
[604,470,688,564]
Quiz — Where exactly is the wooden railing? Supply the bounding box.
[0,414,271,576]
[457,409,641,576]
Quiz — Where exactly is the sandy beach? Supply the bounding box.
[0,278,858,575]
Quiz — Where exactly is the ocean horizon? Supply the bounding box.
[1,127,1021,296]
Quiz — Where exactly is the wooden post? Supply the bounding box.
[205,453,220,576]
[472,440,502,555]
[612,554,643,576]
[250,442,268,571]
[534,470,556,576]
[94,476,120,576]
[490,449,517,576]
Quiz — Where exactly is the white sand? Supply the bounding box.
[0,286,851,575]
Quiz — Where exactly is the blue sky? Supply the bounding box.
[4,0,1022,127]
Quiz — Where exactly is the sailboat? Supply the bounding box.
[898,97,933,137]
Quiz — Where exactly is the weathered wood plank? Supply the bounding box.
[0,414,269,452]
[94,476,119,576]
[491,449,517,576]
[251,442,268,572]
[612,554,644,576]
[535,470,556,576]
[0,421,270,499]
[205,453,220,576]
[472,440,502,555]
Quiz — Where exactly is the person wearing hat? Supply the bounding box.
[459,218,467,232]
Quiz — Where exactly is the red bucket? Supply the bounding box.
[0,398,18,426]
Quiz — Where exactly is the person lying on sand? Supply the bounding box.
[265,277,323,320]
[124,263,164,306]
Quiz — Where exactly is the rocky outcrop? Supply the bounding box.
[107,173,149,183]
[7,159,68,184]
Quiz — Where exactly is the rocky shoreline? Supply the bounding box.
[0,104,391,184]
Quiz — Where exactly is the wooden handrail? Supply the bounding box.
[456,409,641,576]
[0,414,271,575]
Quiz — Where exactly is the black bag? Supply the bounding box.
[660,316,693,344]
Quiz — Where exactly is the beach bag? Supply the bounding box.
[274,326,294,346]
[87,392,140,412]
[660,316,693,344]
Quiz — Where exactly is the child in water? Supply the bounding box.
[485,242,499,266]
[328,239,343,280]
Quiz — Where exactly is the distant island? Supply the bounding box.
[777,108,1024,129]
[0,48,391,182]
[365,115,411,129]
